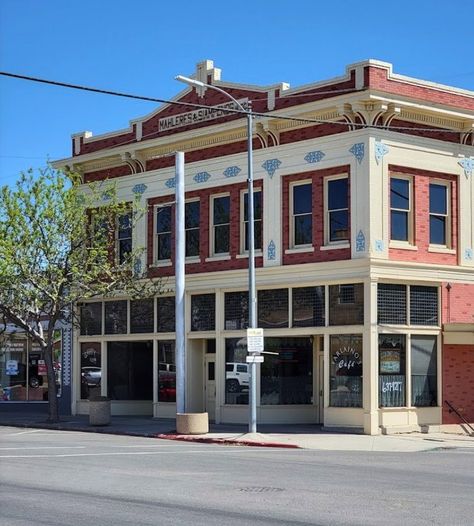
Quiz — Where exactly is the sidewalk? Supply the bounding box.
[1,412,473,452]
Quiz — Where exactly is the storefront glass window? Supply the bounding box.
[329,284,364,325]
[104,301,127,334]
[261,337,313,405]
[379,335,406,407]
[191,294,215,331]
[224,291,249,330]
[80,342,101,400]
[258,289,289,328]
[0,339,28,401]
[292,287,325,327]
[107,341,153,400]
[130,299,154,333]
[80,302,102,335]
[157,296,175,332]
[158,340,176,402]
[225,338,248,405]
[330,334,363,407]
[411,336,437,407]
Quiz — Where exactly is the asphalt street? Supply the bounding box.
[1,427,473,526]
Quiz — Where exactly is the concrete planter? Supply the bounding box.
[176,412,209,435]
[89,396,111,426]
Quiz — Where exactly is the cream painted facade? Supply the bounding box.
[56,60,474,435]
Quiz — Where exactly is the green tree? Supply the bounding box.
[0,167,163,422]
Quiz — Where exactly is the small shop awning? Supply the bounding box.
[443,324,474,345]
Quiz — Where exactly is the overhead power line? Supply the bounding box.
[0,70,469,140]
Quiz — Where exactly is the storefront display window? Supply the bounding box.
[191,294,215,331]
[329,284,364,325]
[411,336,437,406]
[258,289,289,328]
[330,334,363,407]
[225,338,248,405]
[224,292,249,330]
[158,340,176,402]
[80,342,101,400]
[107,341,153,400]
[379,335,406,407]
[104,301,128,334]
[292,287,325,327]
[261,337,313,405]
[130,299,154,333]
[80,302,102,335]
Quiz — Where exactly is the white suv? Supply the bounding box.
[225,362,249,393]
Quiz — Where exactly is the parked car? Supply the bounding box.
[225,362,249,393]
[81,366,101,387]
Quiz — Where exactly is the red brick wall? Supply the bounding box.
[388,165,457,265]
[365,65,474,111]
[146,181,263,277]
[84,164,132,183]
[282,166,351,265]
[441,283,474,324]
[442,344,474,424]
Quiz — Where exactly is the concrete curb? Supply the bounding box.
[156,433,301,449]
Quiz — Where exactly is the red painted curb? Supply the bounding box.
[156,433,301,449]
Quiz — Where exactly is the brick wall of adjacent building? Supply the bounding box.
[442,283,474,324]
[442,344,474,424]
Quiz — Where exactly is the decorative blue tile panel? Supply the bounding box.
[375,239,384,252]
[375,141,389,165]
[262,158,282,178]
[165,177,176,189]
[132,183,147,195]
[356,230,366,252]
[267,240,276,261]
[459,157,474,178]
[224,166,241,178]
[133,257,142,277]
[304,151,325,164]
[465,248,473,261]
[101,189,113,201]
[194,171,211,183]
[350,143,365,164]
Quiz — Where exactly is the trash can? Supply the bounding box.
[89,396,111,426]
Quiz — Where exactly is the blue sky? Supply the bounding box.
[1,0,473,186]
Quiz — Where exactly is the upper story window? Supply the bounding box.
[155,205,172,262]
[390,177,412,243]
[117,212,132,264]
[326,177,349,243]
[290,182,312,248]
[211,194,230,255]
[185,200,200,258]
[241,190,262,253]
[429,182,450,246]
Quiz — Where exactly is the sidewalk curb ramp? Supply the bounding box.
[156,433,301,448]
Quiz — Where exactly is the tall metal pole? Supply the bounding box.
[246,105,257,434]
[175,151,186,414]
[175,75,257,432]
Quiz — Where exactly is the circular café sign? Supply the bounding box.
[332,346,362,373]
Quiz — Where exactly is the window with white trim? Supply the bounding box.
[290,181,312,248]
[390,177,412,243]
[116,212,132,265]
[211,194,230,255]
[241,189,262,253]
[155,205,172,262]
[326,176,349,243]
[185,200,200,258]
[429,182,450,246]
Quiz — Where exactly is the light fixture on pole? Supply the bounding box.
[176,74,258,433]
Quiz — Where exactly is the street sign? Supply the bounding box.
[246,355,264,363]
[246,328,264,354]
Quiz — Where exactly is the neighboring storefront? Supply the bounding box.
[0,324,72,414]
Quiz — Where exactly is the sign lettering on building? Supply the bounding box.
[158,99,249,132]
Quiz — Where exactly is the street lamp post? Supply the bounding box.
[176,75,258,433]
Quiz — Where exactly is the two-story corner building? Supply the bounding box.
[54,59,474,435]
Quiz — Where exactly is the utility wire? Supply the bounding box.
[0,70,470,139]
